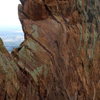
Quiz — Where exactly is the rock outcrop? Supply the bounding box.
[0,0,100,100]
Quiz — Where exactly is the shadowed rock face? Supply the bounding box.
[0,0,100,100]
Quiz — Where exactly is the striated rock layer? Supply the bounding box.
[0,0,100,100]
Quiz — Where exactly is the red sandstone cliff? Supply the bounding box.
[0,0,100,100]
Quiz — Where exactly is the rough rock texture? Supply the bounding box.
[0,0,100,100]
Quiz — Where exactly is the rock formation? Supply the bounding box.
[0,0,100,100]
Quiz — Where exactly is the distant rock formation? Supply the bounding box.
[0,0,100,100]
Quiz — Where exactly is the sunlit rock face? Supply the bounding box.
[0,0,100,100]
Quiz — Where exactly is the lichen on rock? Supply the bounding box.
[0,0,100,100]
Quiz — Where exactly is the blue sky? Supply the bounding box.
[0,0,21,27]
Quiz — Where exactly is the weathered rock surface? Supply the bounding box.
[0,0,100,100]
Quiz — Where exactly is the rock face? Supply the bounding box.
[0,0,100,100]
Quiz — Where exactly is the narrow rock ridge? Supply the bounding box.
[0,0,100,100]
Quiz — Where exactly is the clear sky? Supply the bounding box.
[0,0,21,27]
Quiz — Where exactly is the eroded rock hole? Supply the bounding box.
[0,1,24,52]
[0,26,24,52]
